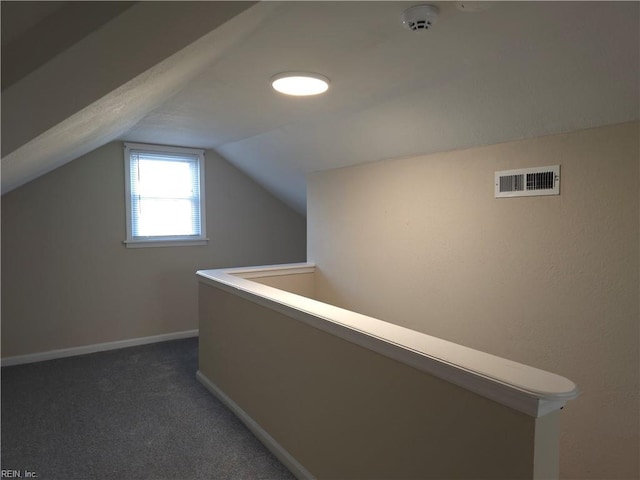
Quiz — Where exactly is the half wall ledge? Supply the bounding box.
[196,263,578,418]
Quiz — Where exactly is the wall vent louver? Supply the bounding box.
[495,165,560,198]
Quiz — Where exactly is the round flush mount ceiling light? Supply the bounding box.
[271,72,330,96]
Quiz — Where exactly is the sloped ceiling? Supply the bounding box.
[2,1,639,215]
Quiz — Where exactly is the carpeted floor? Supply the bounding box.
[1,338,296,480]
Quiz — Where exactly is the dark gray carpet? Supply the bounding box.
[1,338,296,480]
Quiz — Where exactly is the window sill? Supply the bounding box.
[123,238,209,249]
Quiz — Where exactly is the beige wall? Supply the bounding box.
[252,272,316,299]
[308,122,639,479]
[1,141,306,357]
[200,282,558,479]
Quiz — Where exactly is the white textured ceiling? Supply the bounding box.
[122,1,639,213]
[3,2,639,214]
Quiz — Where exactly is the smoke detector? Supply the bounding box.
[402,4,439,31]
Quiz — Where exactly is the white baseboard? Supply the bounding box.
[1,329,199,367]
[196,370,315,480]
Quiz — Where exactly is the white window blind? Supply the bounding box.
[124,143,207,248]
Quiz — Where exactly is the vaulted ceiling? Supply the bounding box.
[2,1,638,214]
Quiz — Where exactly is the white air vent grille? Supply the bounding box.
[495,165,560,198]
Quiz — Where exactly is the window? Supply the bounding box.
[124,142,207,248]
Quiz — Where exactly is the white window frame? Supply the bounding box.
[123,142,208,248]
